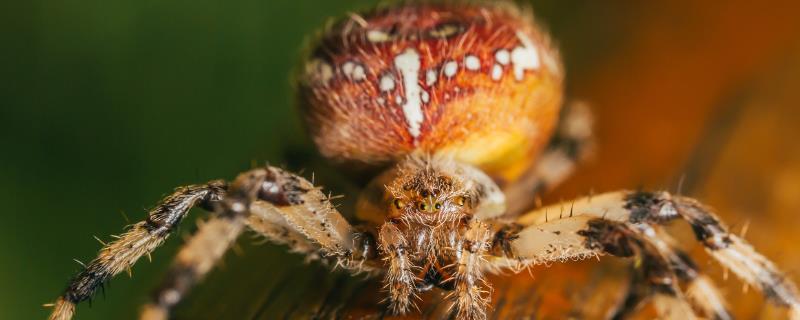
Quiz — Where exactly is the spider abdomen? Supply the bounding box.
[298,2,563,181]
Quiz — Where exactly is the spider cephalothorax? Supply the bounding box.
[388,156,475,225]
[353,154,503,315]
[49,1,800,320]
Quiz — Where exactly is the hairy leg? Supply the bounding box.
[491,216,699,319]
[449,220,493,320]
[609,262,651,320]
[511,190,800,317]
[138,169,270,320]
[140,215,246,320]
[50,165,370,320]
[503,101,594,215]
[248,166,378,269]
[608,227,730,320]
[141,166,374,319]
[616,244,697,320]
[379,222,417,314]
[642,226,732,320]
[246,195,379,270]
[48,181,226,320]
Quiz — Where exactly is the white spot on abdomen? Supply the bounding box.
[352,65,366,81]
[511,31,540,81]
[306,59,333,85]
[342,61,366,81]
[464,55,481,71]
[343,61,366,81]
[495,49,510,65]
[394,48,425,139]
[426,69,438,86]
[379,74,395,92]
[343,61,354,74]
[367,30,392,42]
[491,64,503,81]
[444,60,458,78]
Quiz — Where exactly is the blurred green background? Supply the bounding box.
[3,0,800,319]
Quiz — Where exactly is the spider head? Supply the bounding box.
[386,160,472,227]
[356,153,504,230]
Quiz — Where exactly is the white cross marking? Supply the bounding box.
[394,48,425,139]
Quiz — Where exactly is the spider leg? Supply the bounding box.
[643,227,732,320]
[510,190,800,318]
[248,213,379,272]
[140,214,247,320]
[448,220,493,320]
[503,101,594,215]
[492,216,699,319]
[673,195,800,318]
[626,245,697,320]
[243,166,376,269]
[609,261,651,320]
[48,180,226,320]
[140,166,377,319]
[378,222,417,314]
[608,226,731,320]
[137,169,268,320]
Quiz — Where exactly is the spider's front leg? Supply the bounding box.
[141,166,377,320]
[639,226,731,320]
[450,220,493,320]
[503,191,800,318]
[378,222,417,314]
[48,180,226,320]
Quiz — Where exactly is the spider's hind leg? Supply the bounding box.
[510,191,800,318]
[574,218,700,320]
[614,248,698,320]
[48,180,226,320]
[641,227,732,320]
[493,215,700,319]
[607,226,731,320]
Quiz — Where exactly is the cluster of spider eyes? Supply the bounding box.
[392,190,468,213]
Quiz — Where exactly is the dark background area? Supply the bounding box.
[2,0,800,319]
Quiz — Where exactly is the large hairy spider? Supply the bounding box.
[49,2,800,320]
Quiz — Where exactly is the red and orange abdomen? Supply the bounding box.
[298,2,563,182]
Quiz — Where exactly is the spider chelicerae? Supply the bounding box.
[48,1,800,319]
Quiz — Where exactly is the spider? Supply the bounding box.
[48,1,800,320]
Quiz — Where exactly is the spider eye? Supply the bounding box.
[420,190,430,197]
[418,202,430,211]
[454,196,467,207]
[434,202,442,210]
[393,199,405,209]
